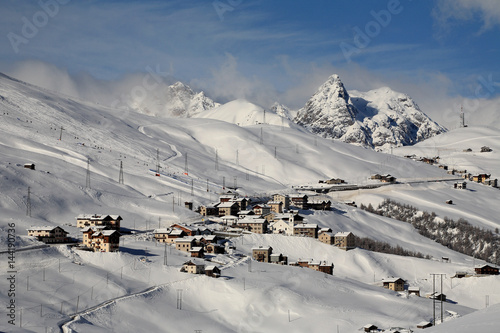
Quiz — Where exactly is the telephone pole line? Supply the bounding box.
[156,148,160,175]
[86,158,91,189]
[59,126,65,141]
[26,187,31,217]
[430,273,446,325]
[118,160,124,184]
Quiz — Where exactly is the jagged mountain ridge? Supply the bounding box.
[294,74,446,149]
[129,81,220,118]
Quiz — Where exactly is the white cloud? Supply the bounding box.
[433,0,500,34]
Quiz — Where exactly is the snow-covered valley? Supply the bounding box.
[0,73,499,332]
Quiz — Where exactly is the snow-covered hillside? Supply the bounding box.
[194,99,298,130]
[0,73,499,332]
[294,74,446,150]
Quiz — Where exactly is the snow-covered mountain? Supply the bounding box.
[128,81,220,118]
[294,74,446,150]
[270,102,295,120]
[194,99,299,129]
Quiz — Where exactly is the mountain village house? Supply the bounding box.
[308,261,334,275]
[81,227,120,252]
[272,194,290,210]
[293,223,318,238]
[218,202,239,217]
[181,261,205,274]
[308,199,331,210]
[76,214,122,230]
[153,228,186,243]
[318,231,335,245]
[252,246,273,262]
[236,218,268,234]
[205,265,221,278]
[171,224,199,236]
[200,203,219,216]
[270,253,288,265]
[475,264,499,275]
[190,246,205,258]
[334,232,355,250]
[289,194,308,209]
[175,237,195,252]
[408,287,420,296]
[270,219,294,235]
[382,277,405,291]
[268,201,283,214]
[252,204,271,216]
[27,226,69,243]
[290,259,334,275]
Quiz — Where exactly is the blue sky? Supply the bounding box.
[1,0,499,126]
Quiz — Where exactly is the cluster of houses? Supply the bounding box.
[405,155,498,189]
[25,213,123,252]
[198,193,335,239]
[450,172,498,188]
[200,192,331,220]
[251,245,334,275]
[180,260,221,278]
[77,214,122,252]
[370,174,397,183]
[27,226,71,244]
[153,224,226,258]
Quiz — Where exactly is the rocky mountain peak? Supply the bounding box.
[293,74,446,149]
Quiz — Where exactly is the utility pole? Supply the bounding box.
[460,105,465,128]
[184,153,188,174]
[59,126,64,140]
[86,158,91,189]
[430,273,446,325]
[164,243,167,265]
[215,149,219,171]
[26,187,31,217]
[263,109,266,124]
[191,179,194,196]
[177,289,183,310]
[274,146,277,159]
[119,160,124,184]
[206,178,209,192]
[223,176,226,190]
[156,148,160,175]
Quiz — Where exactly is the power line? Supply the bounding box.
[177,289,183,310]
[59,126,65,141]
[26,186,31,217]
[215,149,219,171]
[118,160,124,184]
[156,148,160,175]
[86,158,91,189]
[430,273,446,325]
